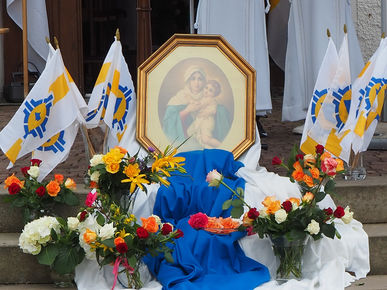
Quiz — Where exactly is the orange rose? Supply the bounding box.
[106,162,120,174]
[89,181,98,189]
[262,196,281,214]
[304,154,316,168]
[336,158,344,172]
[114,237,125,246]
[292,169,304,181]
[54,174,64,184]
[141,216,159,233]
[221,217,240,229]
[293,161,303,171]
[46,180,61,197]
[320,152,332,161]
[83,229,97,244]
[207,217,223,229]
[303,175,314,187]
[288,197,300,206]
[64,178,76,190]
[4,174,24,188]
[114,146,128,155]
[302,192,314,203]
[309,167,320,179]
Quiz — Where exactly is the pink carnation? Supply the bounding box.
[321,157,338,176]
[85,189,97,207]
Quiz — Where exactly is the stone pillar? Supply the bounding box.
[136,0,152,67]
[0,0,4,101]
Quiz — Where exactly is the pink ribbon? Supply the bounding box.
[111,257,135,290]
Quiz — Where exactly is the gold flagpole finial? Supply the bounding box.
[382,32,385,39]
[115,28,120,41]
[327,29,331,38]
[54,36,59,49]
[344,24,347,34]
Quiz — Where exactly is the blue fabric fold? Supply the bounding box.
[144,149,270,289]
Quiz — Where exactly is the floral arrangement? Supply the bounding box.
[78,191,184,289]
[188,212,240,234]
[87,145,186,209]
[205,144,354,279]
[3,159,79,223]
[19,215,85,275]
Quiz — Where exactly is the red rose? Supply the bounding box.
[21,166,30,176]
[315,145,324,154]
[188,212,208,229]
[296,154,304,161]
[30,159,42,166]
[8,183,21,195]
[161,224,173,235]
[324,208,333,216]
[272,156,282,165]
[175,229,184,239]
[334,206,345,218]
[79,211,88,222]
[247,208,259,219]
[116,242,128,253]
[35,186,46,197]
[246,226,255,236]
[282,200,293,213]
[136,227,149,239]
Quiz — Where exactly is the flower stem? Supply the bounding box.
[220,180,251,208]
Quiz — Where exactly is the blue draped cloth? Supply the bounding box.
[144,149,270,289]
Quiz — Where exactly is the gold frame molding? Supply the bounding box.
[137,34,256,159]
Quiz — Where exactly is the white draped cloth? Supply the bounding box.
[75,126,369,289]
[282,0,364,121]
[195,0,272,116]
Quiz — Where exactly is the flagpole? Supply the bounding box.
[22,0,28,98]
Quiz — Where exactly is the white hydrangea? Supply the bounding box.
[90,171,100,182]
[67,217,80,231]
[274,209,287,224]
[27,166,40,178]
[19,216,61,255]
[98,222,116,240]
[306,219,320,235]
[90,154,105,167]
[342,206,354,224]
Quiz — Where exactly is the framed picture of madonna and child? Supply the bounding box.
[137,34,256,159]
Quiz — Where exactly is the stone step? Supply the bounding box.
[346,275,387,290]
[334,176,387,224]
[0,284,76,290]
[0,189,87,233]
[364,223,387,275]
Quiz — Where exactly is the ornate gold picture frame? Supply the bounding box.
[137,34,256,159]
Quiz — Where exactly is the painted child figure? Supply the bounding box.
[187,80,222,148]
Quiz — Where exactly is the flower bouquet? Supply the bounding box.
[3,159,79,224]
[19,215,85,286]
[206,145,354,280]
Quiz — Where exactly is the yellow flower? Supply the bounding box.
[262,196,281,214]
[123,163,141,178]
[151,158,170,176]
[116,229,131,239]
[162,149,185,169]
[64,178,76,190]
[336,158,344,172]
[122,174,150,193]
[302,192,314,203]
[83,229,97,244]
[106,162,120,174]
[103,148,124,165]
[158,176,170,187]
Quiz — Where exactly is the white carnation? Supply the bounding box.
[342,206,354,224]
[99,222,116,240]
[306,219,320,235]
[90,154,104,167]
[27,166,40,178]
[274,209,287,224]
[90,171,100,182]
[67,217,80,231]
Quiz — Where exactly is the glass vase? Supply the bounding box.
[50,270,75,288]
[269,235,309,282]
[117,260,143,289]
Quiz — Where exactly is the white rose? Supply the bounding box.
[342,206,354,224]
[67,217,80,231]
[90,171,100,182]
[27,166,40,178]
[206,169,223,187]
[274,209,287,224]
[306,219,320,235]
[99,222,116,240]
[90,154,105,167]
[259,208,268,218]
[151,214,162,225]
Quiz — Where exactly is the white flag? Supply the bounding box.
[340,37,387,155]
[0,49,81,180]
[86,37,136,150]
[300,36,338,155]
[309,33,352,162]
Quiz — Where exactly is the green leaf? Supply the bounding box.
[128,255,137,267]
[321,223,336,239]
[222,199,232,210]
[324,179,335,195]
[50,228,58,242]
[101,238,115,248]
[56,217,67,228]
[230,206,244,218]
[164,251,174,263]
[124,235,133,248]
[96,213,105,226]
[13,198,27,207]
[52,247,80,274]
[36,244,59,266]
[236,187,244,198]
[63,191,79,206]
[231,199,243,207]
[314,191,326,202]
